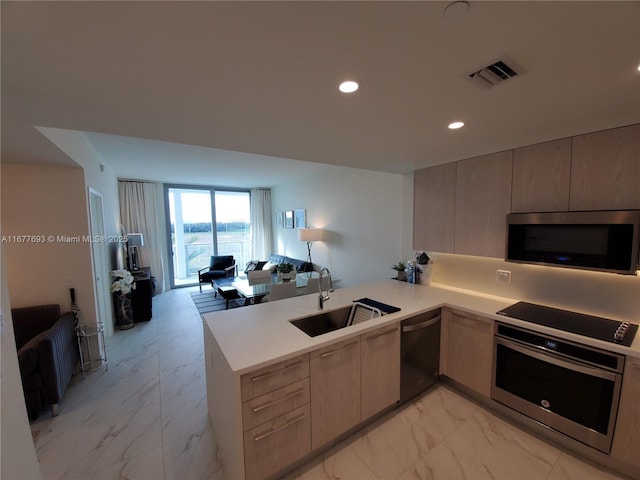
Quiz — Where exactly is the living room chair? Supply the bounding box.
[265,281,297,302]
[198,255,237,292]
[248,270,271,286]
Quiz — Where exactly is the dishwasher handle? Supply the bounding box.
[402,315,441,333]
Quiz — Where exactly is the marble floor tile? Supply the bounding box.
[34,424,80,480]
[406,408,563,480]
[159,356,206,401]
[161,387,208,445]
[162,426,224,480]
[395,385,479,450]
[82,375,161,424]
[74,447,166,480]
[294,442,378,480]
[547,452,626,480]
[67,404,163,477]
[350,406,434,479]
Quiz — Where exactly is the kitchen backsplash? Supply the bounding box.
[429,252,640,322]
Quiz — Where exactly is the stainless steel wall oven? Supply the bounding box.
[492,322,625,454]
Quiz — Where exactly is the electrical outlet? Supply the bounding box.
[496,270,511,284]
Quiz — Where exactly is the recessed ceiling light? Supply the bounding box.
[448,121,465,130]
[338,80,359,93]
[637,64,640,72]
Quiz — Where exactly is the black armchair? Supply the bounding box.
[198,255,237,292]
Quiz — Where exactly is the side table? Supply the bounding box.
[75,322,108,378]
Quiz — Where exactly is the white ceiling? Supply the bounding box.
[2,1,639,187]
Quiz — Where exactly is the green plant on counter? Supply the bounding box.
[391,261,406,272]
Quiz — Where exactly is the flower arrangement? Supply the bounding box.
[110,269,136,295]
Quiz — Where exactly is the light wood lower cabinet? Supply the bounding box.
[361,326,400,419]
[611,356,640,476]
[241,353,311,479]
[440,308,494,398]
[310,337,361,449]
[243,404,311,479]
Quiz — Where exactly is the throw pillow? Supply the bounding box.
[244,260,259,274]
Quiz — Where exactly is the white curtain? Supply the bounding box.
[250,188,273,260]
[118,181,168,293]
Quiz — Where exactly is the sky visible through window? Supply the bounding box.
[169,190,250,224]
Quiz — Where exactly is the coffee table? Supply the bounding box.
[232,273,312,305]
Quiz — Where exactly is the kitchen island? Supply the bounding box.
[203,279,640,479]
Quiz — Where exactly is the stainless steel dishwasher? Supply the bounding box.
[400,309,441,402]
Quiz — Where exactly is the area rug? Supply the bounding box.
[190,290,243,315]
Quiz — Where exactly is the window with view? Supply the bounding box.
[166,186,251,287]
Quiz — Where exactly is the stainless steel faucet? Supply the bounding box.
[318,267,335,310]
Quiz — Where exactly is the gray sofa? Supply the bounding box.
[258,254,315,274]
[11,304,78,420]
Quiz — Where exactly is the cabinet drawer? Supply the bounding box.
[241,354,309,401]
[242,378,310,431]
[243,404,311,480]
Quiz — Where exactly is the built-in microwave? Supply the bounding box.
[505,210,640,275]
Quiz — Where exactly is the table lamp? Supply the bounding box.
[127,233,144,271]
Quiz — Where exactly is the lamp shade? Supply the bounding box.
[298,228,323,242]
[127,233,144,247]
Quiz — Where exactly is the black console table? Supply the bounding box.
[132,267,153,322]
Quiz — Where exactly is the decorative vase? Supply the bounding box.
[396,271,407,282]
[116,293,134,330]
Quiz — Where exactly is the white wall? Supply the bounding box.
[1,164,96,322]
[0,248,43,480]
[36,127,123,331]
[430,253,640,321]
[271,165,404,287]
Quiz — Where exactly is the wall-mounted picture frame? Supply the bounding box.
[285,210,294,229]
[275,211,284,228]
[294,209,306,229]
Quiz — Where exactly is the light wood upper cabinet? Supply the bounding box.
[611,356,640,477]
[455,150,513,258]
[512,138,571,213]
[310,337,361,449]
[570,124,640,211]
[413,162,456,253]
[441,308,494,398]
[361,325,400,419]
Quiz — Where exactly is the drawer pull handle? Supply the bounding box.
[253,413,306,441]
[252,387,305,413]
[250,360,304,382]
[320,341,358,358]
[368,328,398,340]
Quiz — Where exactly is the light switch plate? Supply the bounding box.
[496,270,511,284]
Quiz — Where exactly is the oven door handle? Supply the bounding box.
[497,338,620,382]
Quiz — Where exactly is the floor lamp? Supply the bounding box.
[298,228,324,266]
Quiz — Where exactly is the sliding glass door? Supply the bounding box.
[166,185,251,288]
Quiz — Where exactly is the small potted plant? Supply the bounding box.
[276,262,296,282]
[392,261,407,281]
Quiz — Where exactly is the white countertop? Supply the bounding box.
[202,280,640,375]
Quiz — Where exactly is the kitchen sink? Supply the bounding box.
[289,306,353,337]
[289,300,392,337]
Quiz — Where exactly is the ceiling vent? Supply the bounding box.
[468,60,519,89]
